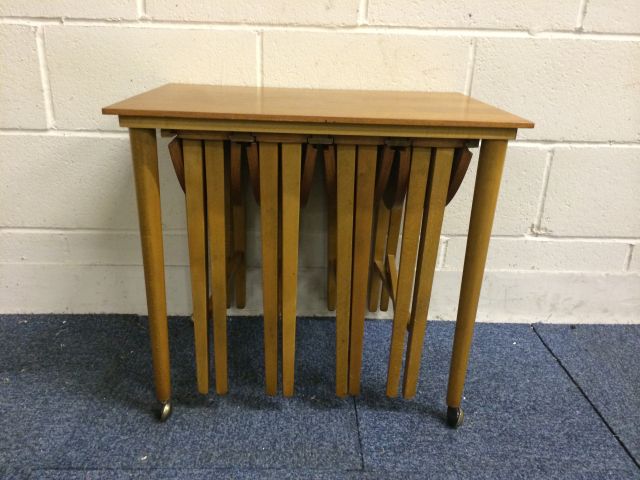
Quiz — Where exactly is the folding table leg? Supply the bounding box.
[386,147,431,398]
[184,139,209,395]
[259,142,280,396]
[446,139,507,427]
[324,145,337,312]
[281,143,302,397]
[205,140,229,395]
[379,204,403,312]
[335,145,356,397]
[348,145,377,396]
[129,128,172,421]
[230,142,246,308]
[402,148,453,399]
[368,201,390,312]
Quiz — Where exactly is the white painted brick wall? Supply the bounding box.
[1,0,639,322]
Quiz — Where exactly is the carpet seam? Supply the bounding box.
[352,396,366,471]
[532,324,640,471]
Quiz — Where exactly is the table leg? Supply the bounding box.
[129,128,172,421]
[335,145,356,397]
[368,201,390,312]
[324,145,337,312]
[379,204,403,312]
[281,143,302,397]
[259,142,280,396]
[386,147,431,398]
[446,139,507,427]
[230,142,246,308]
[183,139,209,395]
[205,140,229,395]
[348,145,377,396]
[402,148,453,399]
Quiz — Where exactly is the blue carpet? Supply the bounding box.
[0,315,638,479]
[535,324,640,467]
[356,321,639,479]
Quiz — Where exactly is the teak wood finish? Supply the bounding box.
[104,84,533,424]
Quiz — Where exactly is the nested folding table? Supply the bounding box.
[103,84,533,425]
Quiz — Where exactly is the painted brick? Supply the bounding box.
[583,0,640,34]
[442,145,547,236]
[263,32,470,90]
[444,238,630,272]
[368,0,578,31]
[0,25,46,128]
[146,0,359,25]
[473,39,640,142]
[0,231,189,267]
[44,26,257,130]
[0,135,186,230]
[629,246,640,272]
[0,1,137,19]
[542,147,640,237]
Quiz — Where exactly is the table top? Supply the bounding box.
[103,84,533,129]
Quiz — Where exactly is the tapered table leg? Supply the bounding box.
[446,139,507,427]
[281,143,302,397]
[348,145,377,396]
[386,147,431,398]
[129,128,172,421]
[335,145,356,397]
[184,139,209,395]
[205,140,229,395]
[259,142,280,396]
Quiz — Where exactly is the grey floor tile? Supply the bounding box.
[535,324,640,466]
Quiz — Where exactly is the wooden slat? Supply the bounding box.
[402,148,453,398]
[335,145,356,397]
[348,145,377,396]
[230,143,246,308]
[324,145,337,311]
[183,139,209,394]
[368,201,390,312]
[259,142,280,396]
[300,144,317,207]
[386,147,431,398]
[386,254,398,306]
[168,137,185,192]
[281,143,302,397]
[205,140,228,395]
[379,205,403,312]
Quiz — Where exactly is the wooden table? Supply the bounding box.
[103,84,533,425]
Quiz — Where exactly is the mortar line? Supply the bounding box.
[35,26,55,129]
[357,0,369,26]
[2,17,640,41]
[576,0,589,31]
[532,325,640,470]
[623,244,634,272]
[532,149,554,234]
[463,39,477,95]
[136,0,147,20]
[256,30,263,87]
[1,129,638,148]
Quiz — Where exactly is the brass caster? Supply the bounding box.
[158,400,172,422]
[446,406,464,428]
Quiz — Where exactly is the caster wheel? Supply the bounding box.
[446,406,464,428]
[158,401,172,422]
